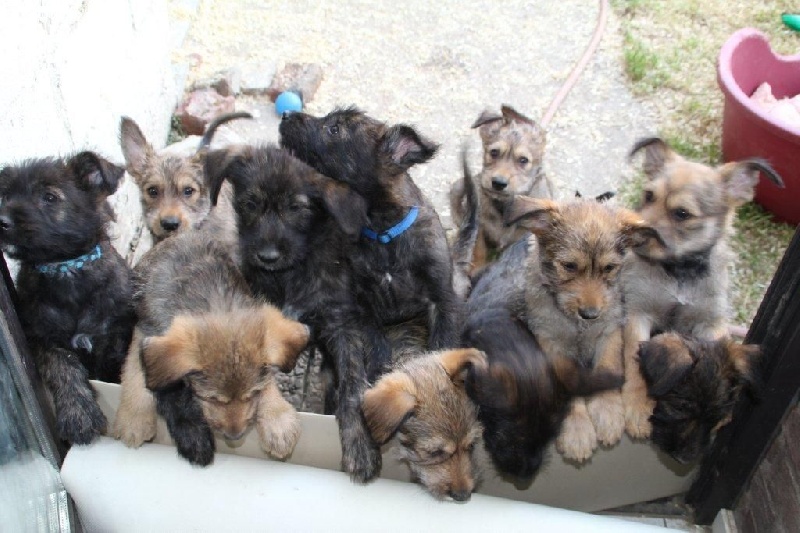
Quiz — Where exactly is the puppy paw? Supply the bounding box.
[341,426,382,483]
[172,423,215,466]
[623,385,655,439]
[587,391,625,447]
[556,411,597,463]
[111,406,157,448]
[58,398,107,445]
[258,408,301,459]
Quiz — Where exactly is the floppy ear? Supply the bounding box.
[471,109,504,143]
[205,147,247,206]
[629,137,675,179]
[637,334,695,398]
[503,195,559,233]
[362,372,417,444]
[313,173,368,237]
[725,341,763,392]
[141,316,202,390]
[438,348,488,387]
[718,159,785,207]
[67,151,125,199]
[256,305,310,372]
[379,125,439,174]
[618,209,660,249]
[465,362,520,410]
[552,357,623,397]
[119,116,154,180]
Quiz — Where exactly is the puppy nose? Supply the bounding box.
[257,247,281,264]
[448,489,472,502]
[160,216,181,231]
[579,307,601,320]
[223,428,247,441]
[0,215,12,231]
[491,177,508,191]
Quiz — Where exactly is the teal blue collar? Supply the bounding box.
[361,206,419,244]
[35,245,103,276]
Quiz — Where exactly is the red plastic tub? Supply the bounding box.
[718,28,800,224]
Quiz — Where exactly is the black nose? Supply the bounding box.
[579,307,601,320]
[491,177,508,191]
[257,247,281,264]
[160,217,181,231]
[223,429,247,441]
[449,489,472,502]
[0,215,13,231]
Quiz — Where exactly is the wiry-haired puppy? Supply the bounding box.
[111,227,309,466]
[450,105,552,271]
[280,108,462,480]
[362,348,486,501]
[504,196,656,462]
[120,112,250,242]
[638,332,762,464]
[621,138,784,439]
[0,153,135,445]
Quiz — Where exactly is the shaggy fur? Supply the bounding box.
[621,137,784,439]
[362,348,486,501]
[0,153,135,445]
[639,332,762,464]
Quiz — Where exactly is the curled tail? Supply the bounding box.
[198,111,253,151]
[452,146,480,299]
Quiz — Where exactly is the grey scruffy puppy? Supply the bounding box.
[0,152,135,445]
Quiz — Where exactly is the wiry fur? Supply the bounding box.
[111,226,308,465]
[0,153,135,445]
[450,105,552,271]
[620,137,784,439]
[639,332,762,464]
[362,348,486,501]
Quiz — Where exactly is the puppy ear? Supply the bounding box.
[119,117,154,181]
[618,209,660,249]
[471,110,504,143]
[317,176,369,237]
[438,348,488,387]
[362,372,417,444]
[205,147,247,206]
[725,341,763,392]
[256,305,310,372]
[718,159,785,207]
[465,362,520,410]
[380,125,439,174]
[67,151,125,198]
[629,137,675,179]
[500,105,538,128]
[552,357,623,397]
[504,195,559,233]
[637,333,695,398]
[141,316,202,390]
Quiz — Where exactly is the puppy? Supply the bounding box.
[621,138,784,439]
[0,153,135,445]
[119,112,250,242]
[362,348,486,501]
[638,332,762,464]
[111,227,309,465]
[450,105,552,271]
[504,196,656,462]
[204,145,396,481]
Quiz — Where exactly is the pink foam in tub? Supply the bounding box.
[718,28,800,224]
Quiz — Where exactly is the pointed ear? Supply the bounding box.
[67,151,125,199]
[314,174,368,237]
[718,159,785,207]
[119,116,154,180]
[637,333,695,398]
[256,305,310,372]
[205,147,247,206]
[725,341,763,392]
[500,105,537,127]
[629,137,675,179]
[504,195,559,233]
[379,125,439,174]
[362,372,417,444]
[618,209,660,249]
[438,348,487,387]
[141,316,202,390]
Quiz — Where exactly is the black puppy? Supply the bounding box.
[206,145,392,481]
[639,332,762,464]
[0,153,135,445]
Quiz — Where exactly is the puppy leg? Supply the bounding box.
[471,230,489,274]
[622,315,655,439]
[556,398,597,462]
[256,379,301,459]
[111,330,157,447]
[424,262,462,350]
[38,347,106,445]
[155,385,215,466]
[586,328,625,446]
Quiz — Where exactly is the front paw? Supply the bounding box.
[556,411,597,463]
[341,424,382,483]
[623,384,655,439]
[58,397,107,445]
[171,423,215,466]
[587,391,625,447]
[111,404,157,448]
[257,408,301,459]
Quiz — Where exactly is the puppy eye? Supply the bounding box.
[327,125,339,135]
[518,156,529,166]
[602,264,618,274]
[42,192,58,204]
[671,208,692,221]
[562,262,578,273]
[465,441,477,452]
[489,149,500,159]
[643,190,655,204]
[183,186,196,197]
[147,186,159,198]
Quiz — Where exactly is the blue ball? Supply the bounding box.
[275,91,303,115]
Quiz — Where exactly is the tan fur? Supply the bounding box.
[361,349,486,501]
[620,138,779,439]
[450,105,553,271]
[111,328,157,447]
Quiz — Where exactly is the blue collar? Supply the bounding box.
[35,245,103,276]
[361,206,419,244]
